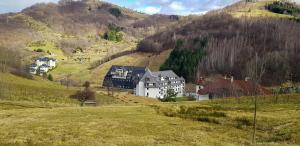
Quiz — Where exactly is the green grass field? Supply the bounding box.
[0,81,299,146]
[0,73,122,107]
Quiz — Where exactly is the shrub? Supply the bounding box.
[159,89,177,102]
[266,1,300,15]
[109,8,122,17]
[70,81,96,106]
[235,117,252,128]
[48,74,53,81]
[34,48,44,52]
[195,117,220,124]
[103,24,123,42]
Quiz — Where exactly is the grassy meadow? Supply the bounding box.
[0,84,299,146]
[225,0,296,19]
[0,73,122,107]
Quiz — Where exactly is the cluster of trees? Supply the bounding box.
[0,47,22,74]
[138,13,300,85]
[265,0,300,15]
[103,24,123,42]
[160,38,206,82]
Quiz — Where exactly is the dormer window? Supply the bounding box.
[146,77,150,81]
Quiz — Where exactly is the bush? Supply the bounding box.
[159,89,177,102]
[103,24,123,42]
[48,74,53,81]
[34,48,44,52]
[70,81,95,106]
[109,8,122,17]
[266,1,300,15]
[235,117,252,128]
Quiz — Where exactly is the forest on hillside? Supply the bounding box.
[138,13,300,85]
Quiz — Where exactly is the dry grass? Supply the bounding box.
[0,94,299,146]
[224,0,296,18]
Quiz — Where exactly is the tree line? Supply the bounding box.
[138,13,300,85]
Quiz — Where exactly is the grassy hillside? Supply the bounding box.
[0,94,299,145]
[0,73,122,106]
[223,0,297,18]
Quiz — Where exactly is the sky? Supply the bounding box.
[0,0,299,15]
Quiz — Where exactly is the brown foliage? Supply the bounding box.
[139,13,300,85]
[70,81,95,103]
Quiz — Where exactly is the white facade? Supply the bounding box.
[36,57,56,69]
[48,60,56,69]
[135,70,185,99]
[40,65,49,73]
[30,57,56,75]
[36,60,45,67]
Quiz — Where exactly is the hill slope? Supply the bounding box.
[138,0,300,85]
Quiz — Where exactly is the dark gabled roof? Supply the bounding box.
[110,65,146,74]
[30,64,38,67]
[37,57,56,62]
[103,65,146,89]
[140,70,185,88]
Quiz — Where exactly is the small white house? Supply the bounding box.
[135,70,185,99]
[36,57,56,69]
[29,57,57,75]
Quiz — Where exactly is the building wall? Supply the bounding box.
[146,88,160,98]
[136,83,185,99]
[48,60,56,68]
[136,81,145,96]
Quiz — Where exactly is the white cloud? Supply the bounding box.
[169,1,185,11]
[143,6,161,14]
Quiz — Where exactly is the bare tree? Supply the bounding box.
[247,51,267,146]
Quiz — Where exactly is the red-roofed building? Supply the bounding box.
[197,76,271,99]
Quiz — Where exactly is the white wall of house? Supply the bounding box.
[40,67,49,73]
[145,88,160,98]
[136,82,185,99]
[48,60,56,68]
[136,81,145,96]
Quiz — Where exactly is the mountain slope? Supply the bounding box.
[0,0,184,85]
[137,0,300,85]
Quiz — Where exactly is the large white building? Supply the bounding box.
[29,57,57,75]
[36,57,56,69]
[135,70,185,99]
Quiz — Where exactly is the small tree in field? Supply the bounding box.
[71,81,96,106]
[247,52,266,146]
